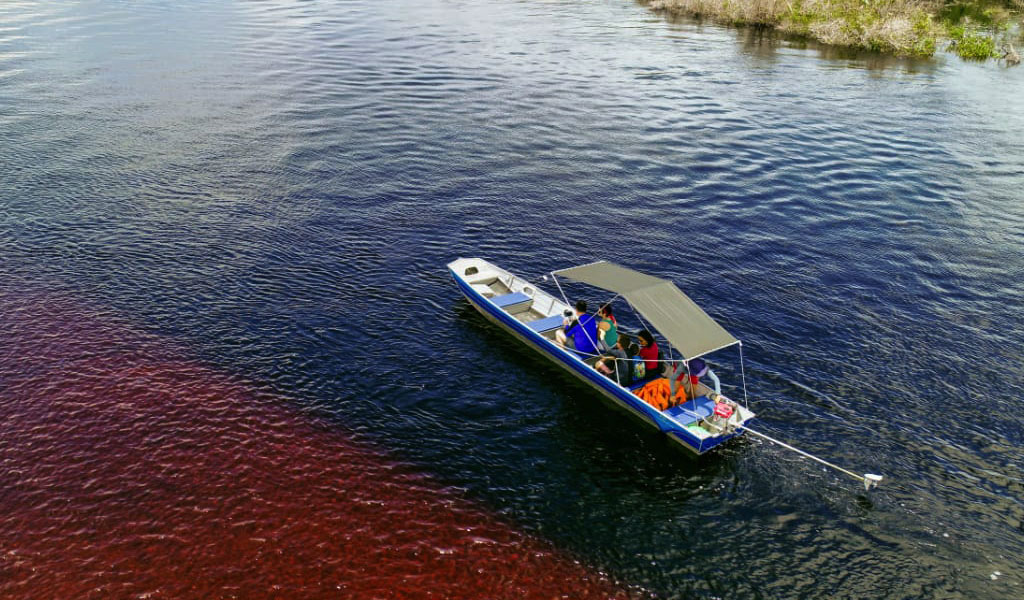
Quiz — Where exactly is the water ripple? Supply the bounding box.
[1,0,1023,598]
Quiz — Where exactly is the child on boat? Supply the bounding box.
[595,333,633,386]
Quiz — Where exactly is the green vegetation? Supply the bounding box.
[645,0,1023,61]
[948,24,1001,58]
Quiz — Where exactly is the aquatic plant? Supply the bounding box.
[947,23,1001,58]
[644,0,1022,61]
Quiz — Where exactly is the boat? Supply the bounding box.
[447,257,756,455]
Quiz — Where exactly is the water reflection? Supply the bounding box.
[651,4,944,73]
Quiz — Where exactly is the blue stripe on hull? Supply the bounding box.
[449,268,735,455]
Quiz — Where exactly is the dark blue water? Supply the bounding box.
[2,0,1023,597]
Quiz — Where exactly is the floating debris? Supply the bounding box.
[1004,43,1021,67]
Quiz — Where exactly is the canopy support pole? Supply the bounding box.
[549,272,601,353]
[739,341,749,409]
[597,294,622,313]
[550,272,570,309]
[668,361,687,402]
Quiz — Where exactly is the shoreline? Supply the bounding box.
[643,0,1022,64]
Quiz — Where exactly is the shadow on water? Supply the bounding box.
[442,301,761,583]
[449,300,733,482]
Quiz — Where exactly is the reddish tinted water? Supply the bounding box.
[0,290,634,599]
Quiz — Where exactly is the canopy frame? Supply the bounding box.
[551,261,739,361]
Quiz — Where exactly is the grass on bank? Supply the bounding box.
[645,0,1023,59]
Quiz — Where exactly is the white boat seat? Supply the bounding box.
[491,292,532,310]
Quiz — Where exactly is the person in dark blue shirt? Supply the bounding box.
[555,300,599,355]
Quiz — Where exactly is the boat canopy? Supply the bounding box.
[553,261,739,360]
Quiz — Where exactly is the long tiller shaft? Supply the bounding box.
[739,425,884,491]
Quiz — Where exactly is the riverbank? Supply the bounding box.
[644,0,1022,62]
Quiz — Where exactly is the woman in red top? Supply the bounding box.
[636,330,662,381]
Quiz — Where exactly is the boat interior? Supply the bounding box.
[458,262,570,342]
[452,258,753,437]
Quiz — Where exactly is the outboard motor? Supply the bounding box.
[702,393,739,434]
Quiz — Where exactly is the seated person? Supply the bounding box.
[673,357,708,401]
[554,300,599,355]
[595,333,632,386]
[596,304,618,352]
[635,330,663,382]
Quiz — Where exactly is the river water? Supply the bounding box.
[2,0,1023,598]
